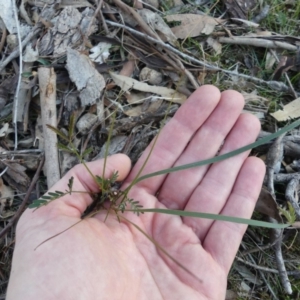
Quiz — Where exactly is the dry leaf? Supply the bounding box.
[0,177,14,219]
[60,0,93,8]
[165,14,222,39]
[265,51,276,70]
[0,123,9,138]
[110,72,186,104]
[0,161,30,193]
[96,136,128,159]
[206,37,222,54]
[124,99,163,117]
[273,54,300,80]
[67,48,105,106]
[138,9,177,45]
[255,187,282,222]
[271,98,300,121]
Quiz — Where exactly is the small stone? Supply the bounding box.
[139,67,163,85]
[76,113,98,134]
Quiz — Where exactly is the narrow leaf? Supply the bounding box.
[68,113,76,142]
[46,124,69,141]
[68,177,74,192]
[28,200,48,208]
[57,142,74,154]
[82,147,93,157]
[136,118,300,183]
[133,208,290,229]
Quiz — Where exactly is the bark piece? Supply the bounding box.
[38,67,60,188]
[66,48,105,106]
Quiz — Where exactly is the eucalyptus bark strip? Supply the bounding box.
[38,67,60,188]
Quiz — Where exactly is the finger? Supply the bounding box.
[203,157,265,273]
[158,90,244,209]
[123,85,221,195]
[24,154,131,219]
[183,113,261,240]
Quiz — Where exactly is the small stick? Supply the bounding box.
[270,218,293,295]
[0,26,7,54]
[38,67,60,188]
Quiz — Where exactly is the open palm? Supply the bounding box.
[7,85,265,300]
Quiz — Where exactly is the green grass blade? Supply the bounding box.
[136,118,300,183]
[102,111,117,190]
[132,208,290,229]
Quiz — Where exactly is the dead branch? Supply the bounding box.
[38,67,60,188]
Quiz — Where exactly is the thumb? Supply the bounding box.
[22,154,131,221]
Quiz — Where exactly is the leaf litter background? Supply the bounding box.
[1,0,300,298]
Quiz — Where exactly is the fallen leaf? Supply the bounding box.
[0,177,14,219]
[165,14,222,39]
[272,51,300,80]
[0,161,30,193]
[138,9,177,45]
[110,72,186,104]
[0,123,9,137]
[60,0,93,8]
[207,37,222,54]
[124,98,163,117]
[265,51,276,70]
[96,136,128,159]
[271,98,300,121]
[234,264,263,285]
[255,187,282,222]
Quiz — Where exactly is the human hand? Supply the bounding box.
[7,85,265,300]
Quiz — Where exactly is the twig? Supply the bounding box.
[285,178,300,220]
[0,155,45,241]
[0,26,7,54]
[0,25,41,73]
[270,218,293,295]
[236,256,300,277]
[105,20,292,92]
[12,0,23,144]
[96,0,109,35]
[112,0,159,40]
[219,36,297,51]
[0,149,42,155]
[38,67,60,188]
[175,57,199,89]
[236,256,279,273]
[87,0,104,37]
[266,133,286,198]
